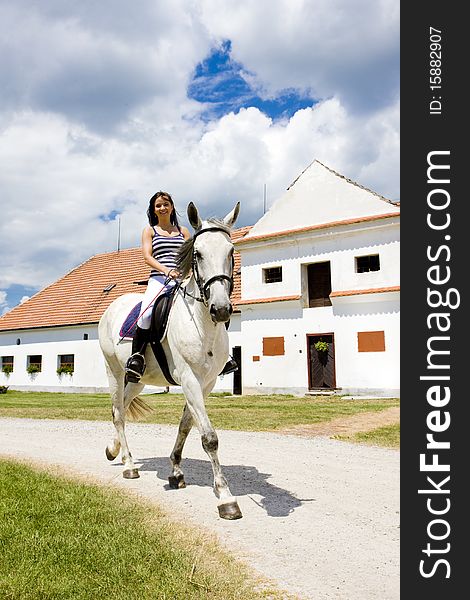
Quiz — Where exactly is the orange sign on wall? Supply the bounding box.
[263,337,285,356]
[357,331,385,352]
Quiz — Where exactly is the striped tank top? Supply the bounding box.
[150,227,185,278]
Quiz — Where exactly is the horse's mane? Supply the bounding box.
[177,218,232,279]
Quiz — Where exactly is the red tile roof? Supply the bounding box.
[230,225,252,310]
[0,226,252,332]
[0,248,149,332]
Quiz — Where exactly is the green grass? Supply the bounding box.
[0,390,399,432]
[335,423,400,448]
[0,459,287,600]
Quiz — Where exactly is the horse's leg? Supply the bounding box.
[104,364,122,461]
[168,403,193,489]
[181,374,242,520]
[106,366,142,479]
[116,381,146,479]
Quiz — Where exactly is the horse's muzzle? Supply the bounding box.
[210,303,233,323]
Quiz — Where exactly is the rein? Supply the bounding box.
[183,227,234,306]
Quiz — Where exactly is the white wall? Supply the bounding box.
[239,293,399,396]
[330,294,400,391]
[240,301,306,393]
[0,325,109,391]
[0,324,98,346]
[246,161,400,238]
[240,221,399,301]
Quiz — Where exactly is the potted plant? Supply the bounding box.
[314,340,329,353]
[57,365,74,377]
[2,364,13,377]
[26,364,41,375]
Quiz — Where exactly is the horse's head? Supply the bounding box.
[185,201,240,323]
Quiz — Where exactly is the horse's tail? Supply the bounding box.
[127,396,154,421]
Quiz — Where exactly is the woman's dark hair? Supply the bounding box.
[147,191,181,229]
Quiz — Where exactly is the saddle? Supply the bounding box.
[120,286,178,385]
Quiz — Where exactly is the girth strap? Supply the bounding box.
[150,339,178,386]
[149,287,179,386]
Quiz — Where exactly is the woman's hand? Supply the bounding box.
[167,268,180,279]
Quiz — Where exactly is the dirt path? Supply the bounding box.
[0,418,399,600]
[279,407,400,438]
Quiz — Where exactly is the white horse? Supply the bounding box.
[98,202,242,519]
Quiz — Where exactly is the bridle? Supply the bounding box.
[185,227,235,306]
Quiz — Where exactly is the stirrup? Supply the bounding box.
[220,357,238,376]
[126,353,146,383]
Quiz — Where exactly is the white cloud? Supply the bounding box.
[0,1,210,132]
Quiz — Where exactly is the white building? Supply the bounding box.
[0,161,399,396]
[235,161,399,396]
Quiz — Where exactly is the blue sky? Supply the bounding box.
[0,1,399,314]
[188,40,314,121]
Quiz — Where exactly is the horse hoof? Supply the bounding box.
[123,468,140,479]
[168,474,186,489]
[105,447,118,461]
[218,500,243,520]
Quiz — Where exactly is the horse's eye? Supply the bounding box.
[195,250,202,260]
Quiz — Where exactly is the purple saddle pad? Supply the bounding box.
[119,302,142,339]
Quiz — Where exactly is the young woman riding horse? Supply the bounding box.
[126,191,237,381]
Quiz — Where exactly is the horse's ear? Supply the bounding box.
[187,202,202,231]
[222,202,240,228]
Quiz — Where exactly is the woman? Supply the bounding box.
[125,191,191,382]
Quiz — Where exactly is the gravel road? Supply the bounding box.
[0,418,399,599]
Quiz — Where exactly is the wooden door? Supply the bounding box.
[308,334,336,389]
[307,262,332,307]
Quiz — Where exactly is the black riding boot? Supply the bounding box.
[126,326,151,383]
[219,356,238,376]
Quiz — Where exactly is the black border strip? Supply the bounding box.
[401,3,465,595]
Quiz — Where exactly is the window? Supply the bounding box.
[307,262,332,307]
[27,355,42,373]
[356,254,380,273]
[1,356,14,374]
[263,266,282,283]
[263,337,285,356]
[83,333,89,340]
[57,354,74,376]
